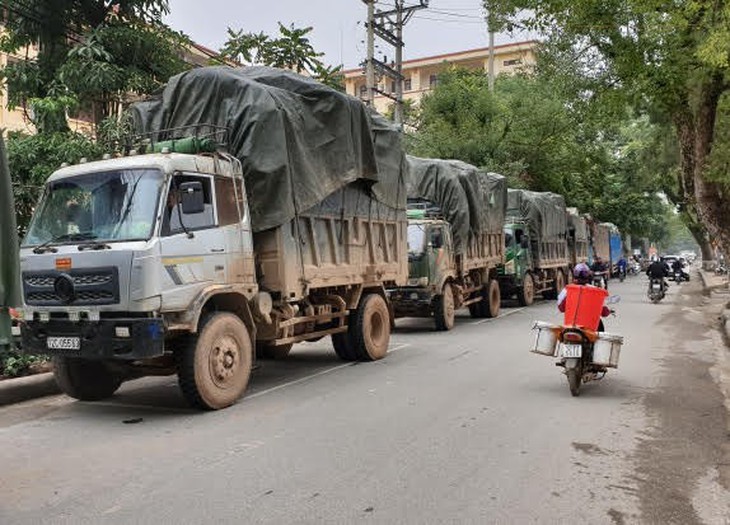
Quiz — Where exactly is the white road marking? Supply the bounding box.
[472,307,528,325]
[246,342,411,401]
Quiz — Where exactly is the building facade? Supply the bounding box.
[343,40,538,115]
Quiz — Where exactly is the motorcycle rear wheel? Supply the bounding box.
[567,368,581,397]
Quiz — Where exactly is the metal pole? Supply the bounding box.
[394,0,404,126]
[365,0,376,107]
[487,8,495,92]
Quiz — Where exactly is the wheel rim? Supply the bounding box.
[209,334,241,389]
[368,308,387,348]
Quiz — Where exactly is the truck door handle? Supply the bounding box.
[211,248,225,253]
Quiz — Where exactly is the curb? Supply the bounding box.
[0,372,60,407]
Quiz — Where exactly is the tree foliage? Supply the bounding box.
[487,0,730,258]
[408,66,671,242]
[0,0,188,131]
[219,23,344,91]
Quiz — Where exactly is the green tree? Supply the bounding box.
[219,23,344,91]
[487,0,730,261]
[408,67,671,242]
[0,0,185,131]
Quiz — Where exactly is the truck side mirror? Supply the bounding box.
[180,181,205,214]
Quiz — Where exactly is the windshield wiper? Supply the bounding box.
[32,232,97,254]
[77,241,111,251]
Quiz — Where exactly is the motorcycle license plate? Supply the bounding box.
[46,337,81,351]
[560,344,582,358]
[652,283,661,290]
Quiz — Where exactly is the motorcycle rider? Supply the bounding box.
[558,263,611,332]
[646,257,669,292]
[617,256,627,280]
[590,256,609,289]
[671,258,684,282]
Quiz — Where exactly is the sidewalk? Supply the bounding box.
[0,371,59,407]
[698,269,730,340]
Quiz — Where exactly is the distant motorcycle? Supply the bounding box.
[648,278,665,303]
[531,294,623,397]
[592,271,608,289]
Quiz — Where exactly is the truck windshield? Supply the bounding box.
[408,224,427,256]
[23,169,164,247]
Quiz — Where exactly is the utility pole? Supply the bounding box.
[361,0,429,127]
[364,0,376,107]
[486,3,496,92]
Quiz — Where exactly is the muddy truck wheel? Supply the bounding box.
[351,293,391,361]
[53,356,123,401]
[434,283,456,331]
[485,279,501,318]
[178,313,252,410]
[544,270,565,300]
[517,273,535,306]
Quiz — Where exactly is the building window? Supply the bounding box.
[503,59,522,67]
[429,74,438,89]
[404,77,412,91]
[359,85,367,98]
[390,81,396,93]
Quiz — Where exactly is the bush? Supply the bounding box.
[0,344,47,378]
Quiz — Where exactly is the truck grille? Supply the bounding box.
[23,268,120,306]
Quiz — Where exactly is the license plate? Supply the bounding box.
[46,337,81,351]
[652,283,661,290]
[560,344,582,358]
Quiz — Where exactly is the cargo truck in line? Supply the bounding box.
[498,190,571,306]
[388,157,506,330]
[17,67,408,410]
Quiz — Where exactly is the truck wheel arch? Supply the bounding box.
[197,293,257,348]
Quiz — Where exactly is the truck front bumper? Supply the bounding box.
[20,318,165,360]
[389,288,434,317]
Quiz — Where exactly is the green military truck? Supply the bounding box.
[388,156,506,330]
[498,190,570,306]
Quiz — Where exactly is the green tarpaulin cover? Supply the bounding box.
[406,155,507,254]
[131,66,405,232]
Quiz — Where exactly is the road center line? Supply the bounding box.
[472,307,528,324]
[246,343,411,401]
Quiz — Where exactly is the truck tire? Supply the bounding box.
[178,312,252,410]
[544,270,565,300]
[517,273,535,306]
[351,293,391,361]
[52,356,122,401]
[433,283,455,331]
[332,331,359,361]
[256,342,293,360]
[485,279,501,318]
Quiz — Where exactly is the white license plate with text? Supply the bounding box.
[46,337,81,351]
[560,344,582,358]
[652,283,661,290]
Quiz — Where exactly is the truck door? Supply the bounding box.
[159,173,226,311]
[213,175,255,285]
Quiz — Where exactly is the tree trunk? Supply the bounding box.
[684,215,714,264]
[673,77,730,264]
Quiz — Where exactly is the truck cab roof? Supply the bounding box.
[49,152,240,182]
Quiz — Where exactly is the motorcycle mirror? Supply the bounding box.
[606,295,621,305]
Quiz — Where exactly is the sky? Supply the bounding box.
[165,0,536,70]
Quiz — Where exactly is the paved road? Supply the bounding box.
[1,276,729,524]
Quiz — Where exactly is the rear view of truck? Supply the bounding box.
[567,208,589,268]
[389,156,506,330]
[499,190,570,306]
